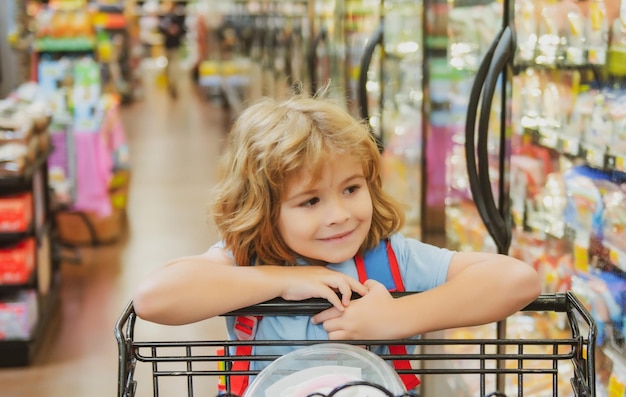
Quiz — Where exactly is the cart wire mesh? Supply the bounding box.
[115,292,596,397]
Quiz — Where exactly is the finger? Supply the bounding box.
[336,281,354,307]
[327,329,348,340]
[363,278,384,291]
[322,289,345,312]
[349,278,369,297]
[312,307,341,324]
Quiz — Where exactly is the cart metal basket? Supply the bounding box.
[115,292,596,397]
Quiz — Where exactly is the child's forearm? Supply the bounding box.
[133,258,285,325]
[396,259,540,337]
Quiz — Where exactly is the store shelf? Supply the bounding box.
[513,61,604,75]
[34,37,95,53]
[0,224,35,246]
[526,128,626,174]
[0,273,60,367]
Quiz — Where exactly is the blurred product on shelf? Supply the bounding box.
[0,85,51,177]
[0,238,35,285]
[0,290,37,341]
[0,193,33,234]
[28,1,132,246]
[443,0,626,395]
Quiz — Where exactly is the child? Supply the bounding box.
[133,92,541,391]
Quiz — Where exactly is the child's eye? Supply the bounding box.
[299,197,320,207]
[344,185,360,195]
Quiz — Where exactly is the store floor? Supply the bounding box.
[1,65,232,396]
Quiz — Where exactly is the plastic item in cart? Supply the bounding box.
[243,343,406,397]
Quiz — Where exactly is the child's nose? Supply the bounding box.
[325,199,350,225]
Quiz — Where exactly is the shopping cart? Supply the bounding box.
[115,292,596,397]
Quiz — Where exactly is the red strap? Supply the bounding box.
[234,315,258,340]
[355,240,405,292]
[389,345,421,388]
[354,239,420,390]
[355,253,368,283]
[228,315,261,394]
[228,345,252,396]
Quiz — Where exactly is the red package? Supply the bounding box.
[0,193,33,233]
[0,238,35,284]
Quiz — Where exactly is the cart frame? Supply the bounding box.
[115,292,596,397]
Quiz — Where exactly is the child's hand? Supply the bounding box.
[276,266,368,312]
[311,279,401,340]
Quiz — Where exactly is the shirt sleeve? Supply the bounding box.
[210,240,225,250]
[389,233,455,292]
[209,240,235,261]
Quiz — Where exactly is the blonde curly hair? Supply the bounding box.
[209,94,405,267]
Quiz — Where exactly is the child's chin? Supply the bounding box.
[319,253,355,265]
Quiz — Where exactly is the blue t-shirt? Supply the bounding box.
[212,232,455,372]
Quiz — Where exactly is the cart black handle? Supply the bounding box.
[114,293,591,323]
[223,291,585,317]
[464,28,504,252]
[357,23,383,124]
[357,23,384,152]
[476,25,515,255]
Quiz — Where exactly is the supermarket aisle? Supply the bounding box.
[1,65,230,396]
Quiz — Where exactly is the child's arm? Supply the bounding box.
[133,247,368,325]
[313,252,541,340]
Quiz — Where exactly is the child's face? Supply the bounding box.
[278,155,373,264]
